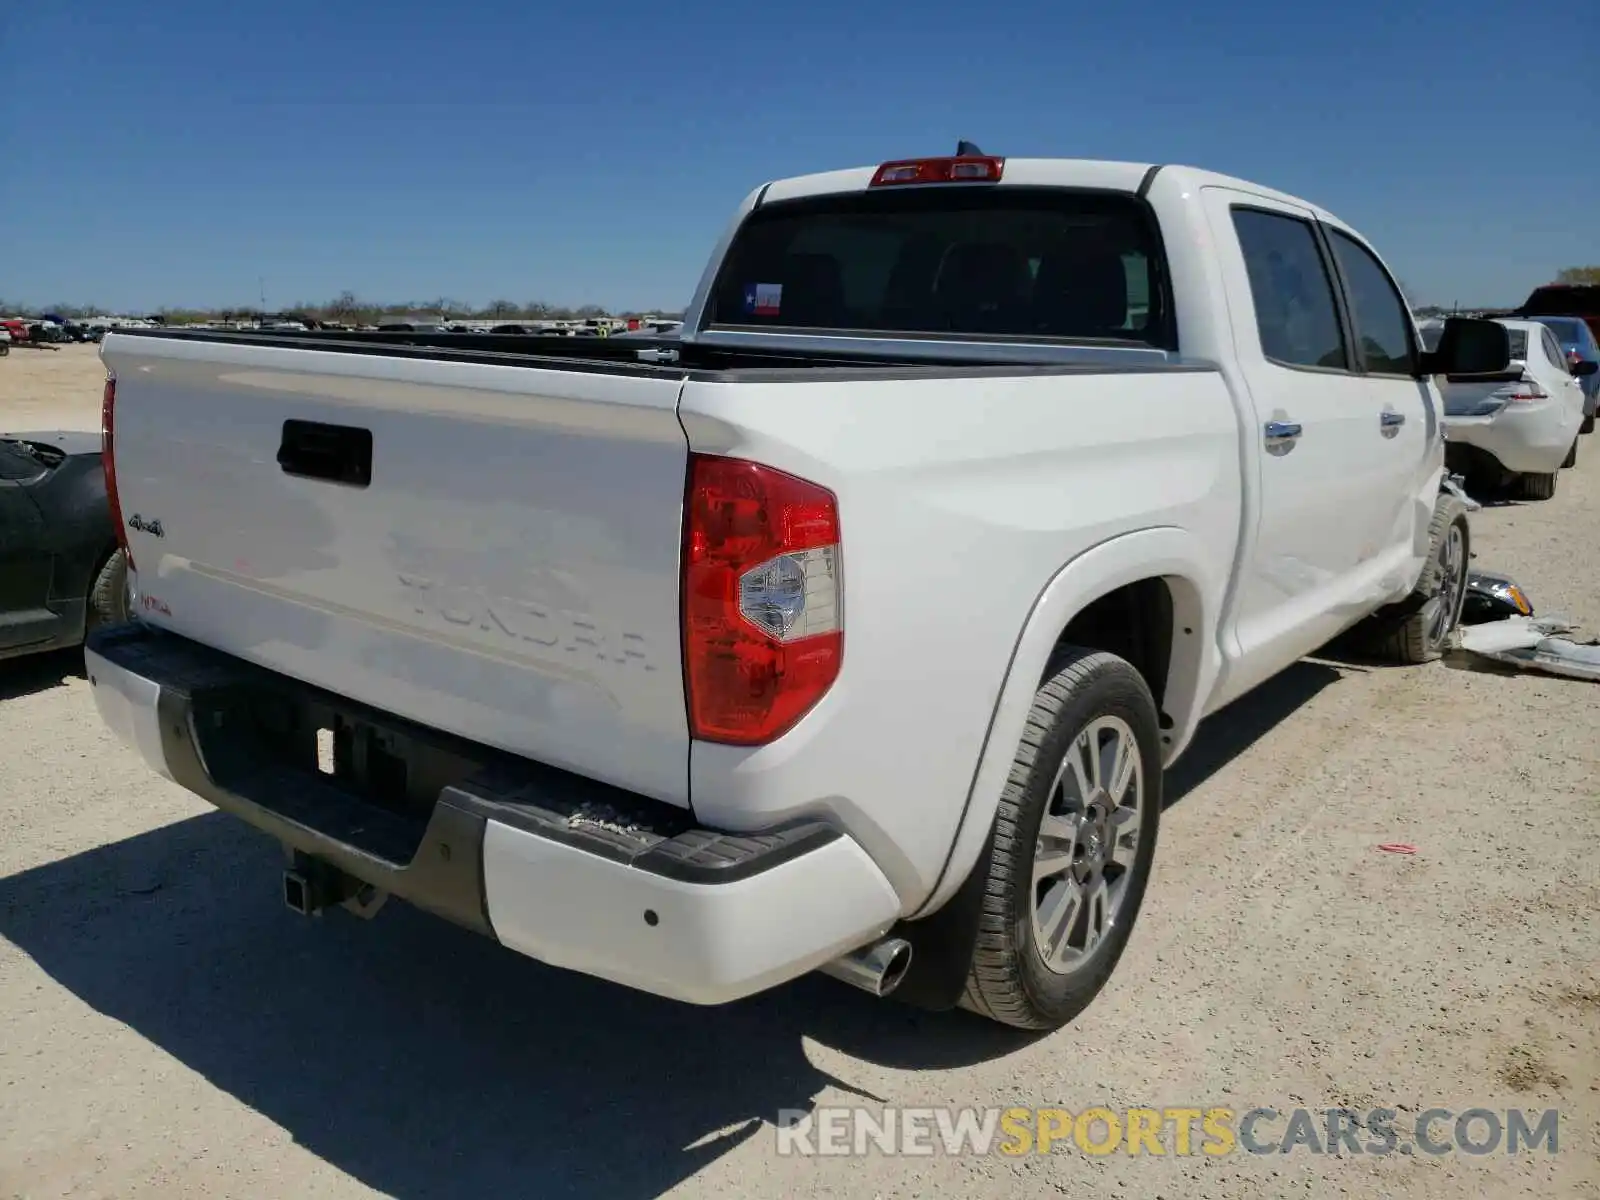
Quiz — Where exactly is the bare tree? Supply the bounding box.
[328,290,361,319]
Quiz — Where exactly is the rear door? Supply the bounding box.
[1202,189,1400,699]
[1322,224,1437,574]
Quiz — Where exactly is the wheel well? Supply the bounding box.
[1045,578,1175,722]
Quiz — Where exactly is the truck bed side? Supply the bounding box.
[677,362,1242,904]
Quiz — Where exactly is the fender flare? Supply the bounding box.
[911,526,1224,919]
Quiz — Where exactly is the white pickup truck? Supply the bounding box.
[87,153,1509,1030]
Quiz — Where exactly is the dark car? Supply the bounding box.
[1519,283,1600,342]
[0,431,130,662]
[1528,315,1600,430]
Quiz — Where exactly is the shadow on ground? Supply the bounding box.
[0,647,85,702]
[0,814,1030,1200]
[0,653,1349,1197]
[1164,658,1343,806]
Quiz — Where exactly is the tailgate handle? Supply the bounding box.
[277,420,373,487]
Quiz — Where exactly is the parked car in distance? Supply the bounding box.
[1519,283,1600,342]
[1528,315,1600,431]
[0,432,131,662]
[0,328,9,356]
[89,154,1509,1031]
[1421,318,1592,498]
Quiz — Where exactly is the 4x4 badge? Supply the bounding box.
[126,514,165,538]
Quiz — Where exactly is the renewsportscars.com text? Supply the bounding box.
[774,1105,1561,1158]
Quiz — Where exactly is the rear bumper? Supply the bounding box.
[85,625,901,1005]
[1444,408,1573,475]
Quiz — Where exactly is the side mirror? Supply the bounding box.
[1420,317,1511,376]
[1573,359,1599,378]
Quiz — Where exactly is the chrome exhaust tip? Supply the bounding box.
[819,937,913,998]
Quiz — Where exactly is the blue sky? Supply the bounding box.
[2,0,1595,313]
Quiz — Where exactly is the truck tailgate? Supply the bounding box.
[102,334,692,806]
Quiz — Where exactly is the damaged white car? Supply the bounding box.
[1422,318,1593,500]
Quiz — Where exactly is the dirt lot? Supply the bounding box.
[2,344,1596,1199]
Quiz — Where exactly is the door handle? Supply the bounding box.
[1264,420,1303,450]
[1380,410,1407,429]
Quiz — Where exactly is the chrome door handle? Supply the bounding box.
[1380,410,1407,428]
[1264,420,1303,448]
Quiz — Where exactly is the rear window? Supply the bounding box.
[707,187,1172,347]
[1522,284,1600,315]
[1534,317,1584,343]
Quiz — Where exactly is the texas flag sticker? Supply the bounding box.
[743,282,783,317]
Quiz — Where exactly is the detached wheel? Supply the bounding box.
[88,549,133,630]
[1518,471,1557,500]
[1380,495,1469,664]
[960,648,1161,1031]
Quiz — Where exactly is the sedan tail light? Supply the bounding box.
[1499,379,1549,403]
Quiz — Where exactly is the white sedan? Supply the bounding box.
[1421,318,1590,500]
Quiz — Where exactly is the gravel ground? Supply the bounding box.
[2,345,1596,1199]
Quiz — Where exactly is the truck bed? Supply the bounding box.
[101,324,1225,841]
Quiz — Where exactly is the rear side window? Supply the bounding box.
[1505,327,1529,359]
[1328,230,1417,375]
[1230,208,1347,370]
[707,187,1172,346]
[1540,327,1564,367]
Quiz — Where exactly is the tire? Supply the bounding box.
[1517,471,1557,500]
[1582,413,1595,436]
[88,549,132,630]
[1378,495,1470,665]
[959,648,1162,1031]
[1562,439,1578,469]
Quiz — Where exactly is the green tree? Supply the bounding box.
[1556,266,1600,285]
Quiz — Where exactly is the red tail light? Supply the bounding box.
[870,156,1005,187]
[682,454,842,745]
[101,374,133,568]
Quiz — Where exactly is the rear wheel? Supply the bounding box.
[1582,413,1595,436]
[959,648,1162,1031]
[1518,471,1557,500]
[1562,439,1578,469]
[88,549,132,630]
